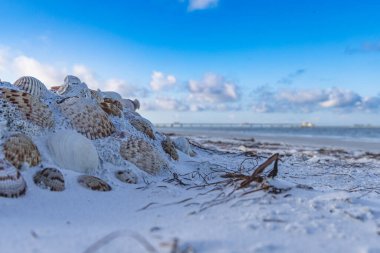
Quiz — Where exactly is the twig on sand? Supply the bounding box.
[83,230,157,253]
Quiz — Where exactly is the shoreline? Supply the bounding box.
[158,128,380,153]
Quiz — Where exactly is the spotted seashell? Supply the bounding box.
[46,130,99,174]
[161,137,179,161]
[0,160,27,198]
[3,133,41,169]
[89,89,104,103]
[33,168,65,192]
[115,169,138,184]
[122,99,140,111]
[77,175,111,192]
[58,97,115,140]
[100,99,122,117]
[129,118,155,140]
[173,137,196,157]
[13,76,49,98]
[0,88,55,128]
[120,138,168,175]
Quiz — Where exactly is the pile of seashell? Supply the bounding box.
[0,75,196,198]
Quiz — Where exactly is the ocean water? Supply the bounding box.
[160,126,380,143]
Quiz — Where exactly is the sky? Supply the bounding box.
[0,0,380,125]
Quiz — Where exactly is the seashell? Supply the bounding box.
[3,133,41,169]
[13,76,49,98]
[0,160,27,198]
[115,169,138,184]
[173,137,196,157]
[77,175,111,191]
[120,137,168,175]
[129,118,155,140]
[100,99,122,117]
[46,130,99,174]
[101,91,122,101]
[89,89,104,103]
[57,75,92,99]
[33,168,65,192]
[161,137,179,161]
[58,97,115,139]
[122,99,140,111]
[0,88,55,128]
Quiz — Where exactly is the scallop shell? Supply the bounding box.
[46,130,99,174]
[13,76,49,98]
[115,169,138,184]
[3,133,41,169]
[58,97,115,140]
[120,138,168,175]
[161,137,179,161]
[122,99,140,111]
[77,175,111,191]
[0,88,55,128]
[173,137,196,157]
[129,118,155,140]
[0,160,27,198]
[100,99,122,117]
[33,168,65,192]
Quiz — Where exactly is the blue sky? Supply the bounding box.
[1,0,380,125]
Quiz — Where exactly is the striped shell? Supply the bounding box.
[161,137,179,161]
[129,118,155,140]
[0,160,27,198]
[46,130,99,174]
[13,76,49,98]
[120,138,168,175]
[58,97,115,140]
[0,88,55,128]
[115,170,138,184]
[77,175,111,191]
[33,168,65,192]
[100,98,122,117]
[3,133,41,169]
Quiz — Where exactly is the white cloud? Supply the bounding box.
[72,64,100,90]
[105,78,149,98]
[150,71,177,91]
[188,0,219,11]
[188,73,239,103]
[11,55,66,86]
[142,97,189,111]
[251,86,380,113]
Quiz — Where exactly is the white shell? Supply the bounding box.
[101,91,122,101]
[46,130,99,174]
[57,75,92,98]
[115,169,138,184]
[173,137,196,157]
[13,76,49,98]
[122,99,140,111]
[0,160,27,198]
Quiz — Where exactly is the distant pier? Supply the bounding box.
[155,123,303,128]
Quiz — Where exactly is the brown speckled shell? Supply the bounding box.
[77,175,112,191]
[3,133,41,169]
[33,168,65,192]
[0,160,27,198]
[120,138,167,175]
[161,137,179,161]
[58,97,115,140]
[129,118,155,140]
[0,88,55,128]
[100,101,122,117]
[115,169,138,184]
